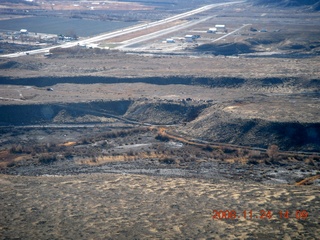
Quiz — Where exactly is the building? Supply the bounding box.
[185,34,195,42]
[20,29,28,34]
[215,24,226,32]
[207,27,217,33]
[44,52,52,57]
[86,43,99,49]
[166,38,175,43]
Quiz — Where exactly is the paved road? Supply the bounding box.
[0,1,245,58]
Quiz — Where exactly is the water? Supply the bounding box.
[0,16,137,37]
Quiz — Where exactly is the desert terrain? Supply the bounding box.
[0,0,320,239]
[1,173,319,239]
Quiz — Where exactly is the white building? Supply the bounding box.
[207,27,217,33]
[86,43,99,49]
[166,38,175,43]
[185,34,195,42]
[215,24,226,32]
[20,29,28,34]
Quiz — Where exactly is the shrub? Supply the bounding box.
[7,162,16,168]
[81,138,90,144]
[248,150,261,158]
[64,151,74,160]
[203,145,213,152]
[9,144,23,154]
[223,148,237,154]
[247,159,259,165]
[127,150,135,156]
[304,158,316,166]
[267,145,279,160]
[155,134,170,142]
[159,157,175,164]
[38,154,57,164]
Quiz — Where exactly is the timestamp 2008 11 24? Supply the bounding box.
[212,210,309,220]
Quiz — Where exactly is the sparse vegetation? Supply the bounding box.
[155,134,170,142]
[159,157,176,164]
[0,1,319,239]
[9,144,23,154]
[38,153,57,164]
[247,159,259,165]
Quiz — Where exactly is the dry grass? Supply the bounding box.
[78,152,167,165]
[224,157,249,164]
[295,175,320,186]
[0,173,319,239]
[0,150,31,168]
[59,141,77,147]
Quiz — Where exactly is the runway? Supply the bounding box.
[0,1,245,58]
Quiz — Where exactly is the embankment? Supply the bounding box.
[0,100,131,126]
[1,75,319,89]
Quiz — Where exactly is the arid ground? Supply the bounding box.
[0,0,319,239]
[1,173,319,239]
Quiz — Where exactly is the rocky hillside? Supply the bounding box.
[124,100,208,125]
[183,105,320,152]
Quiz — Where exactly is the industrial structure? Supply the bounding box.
[215,24,226,32]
